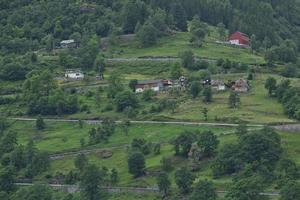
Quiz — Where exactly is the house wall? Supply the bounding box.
[135,85,160,93]
[65,72,84,79]
[229,39,240,45]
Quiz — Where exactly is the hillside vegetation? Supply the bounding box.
[1,0,300,200]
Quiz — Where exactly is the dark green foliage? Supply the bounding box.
[79,35,100,69]
[122,0,148,34]
[170,2,187,31]
[265,77,277,96]
[161,157,173,172]
[239,128,282,167]
[174,131,196,157]
[265,42,298,64]
[74,154,89,172]
[137,21,158,47]
[121,120,131,136]
[1,0,300,59]
[128,151,145,177]
[190,81,201,99]
[225,176,268,200]
[24,140,50,178]
[153,143,161,155]
[129,79,138,92]
[157,172,171,197]
[110,168,119,185]
[12,184,53,200]
[280,181,300,200]
[212,128,282,177]
[107,73,124,99]
[0,131,17,157]
[235,122,248,137]
[202,107,208,121]
[179,50,195,70]
[228,91,240,108]
[26,151,50,178]
[189,180,217,200]
[170,64,183,79]
[36,116,45,130]
[80,164,102,200]
[88,118,116,144]
[277,159,299,181]
[175,168,195,194]
[0,167,15,193]
[0,62,27,81]
[281,64,299,78]
[23,70,78,115]
[115,90,138,112]
[189,16,208,47]
[202,86,213,103]
[131,138,152,155]
[197,131,219,158]
[142,89,156,101]
[0,117,8,137]
[10,146,27,171]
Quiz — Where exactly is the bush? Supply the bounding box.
[115,91,138,112]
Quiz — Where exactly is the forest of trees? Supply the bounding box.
[1,0,300,54]
[0,0,299,83]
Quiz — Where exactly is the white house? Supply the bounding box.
[60,39,76,49]
[65,69,84,80]
[211,80,226,91]
[134,79,173,93]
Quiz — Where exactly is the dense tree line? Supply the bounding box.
[1,0,300,56]
[265,77,300,120]
[23,70,78,115]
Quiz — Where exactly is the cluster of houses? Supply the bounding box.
[206,79,249,92]
[134,77,249,93]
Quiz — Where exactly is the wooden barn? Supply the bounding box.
[228,31,250,47]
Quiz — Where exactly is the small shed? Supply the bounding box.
[65,69,84,80]
[60,39,76,49]
[211,80,226,91]
[232,79,249,92]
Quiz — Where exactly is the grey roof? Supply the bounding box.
[211,80,225,86]
[136,80,163,85]
[60,39,75,44]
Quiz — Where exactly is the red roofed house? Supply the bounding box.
[228,31,250,46]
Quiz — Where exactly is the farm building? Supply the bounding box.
[228,32,250,47]
[232,79,249,92]
[60,39,77,48]
[135,79,172,93]
[211,80,226,91]
[65,69,84,80]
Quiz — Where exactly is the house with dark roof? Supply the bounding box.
[232,79,249,92]
[211,80,226,91]
[135,79,172,93]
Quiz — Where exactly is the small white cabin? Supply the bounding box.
[65,70,84,80]
[60,39,76,49]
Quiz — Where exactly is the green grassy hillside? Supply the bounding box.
[106,30,265,65]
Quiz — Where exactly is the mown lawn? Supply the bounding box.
[49,135,237,188]
[106,32,265,64]
[10,120,231,153]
